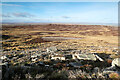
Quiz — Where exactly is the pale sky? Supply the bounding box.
[1,2,118,24]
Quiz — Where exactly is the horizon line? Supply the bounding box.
[2,22,118,26]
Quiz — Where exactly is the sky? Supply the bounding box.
[1,2,118,24]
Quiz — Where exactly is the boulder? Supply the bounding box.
[47,47,57,53]
[0,56,7,60]
[93,67,100,73]
[112,58,120,67]
[73,53,97,61]
[103,58,120,75]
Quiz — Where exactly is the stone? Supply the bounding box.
[94,67,100,73]
[0,56,7,60]
[94,54,104,61]
[69,62,82,68]
[112,58,120,67]
[73,53,96,61]
[103,58,120,75]
[47,47,57,53]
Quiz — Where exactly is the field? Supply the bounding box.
[2,24,118,54]
[1,23,120,79]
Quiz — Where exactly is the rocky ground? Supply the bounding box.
[1,24,120,79]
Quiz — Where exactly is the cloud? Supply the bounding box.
[13,12,34,17]
[62,16,71,19]
[0,3,22,6]
[1,12,35,18]
[1,14,11,17]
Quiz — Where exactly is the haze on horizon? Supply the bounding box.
[1,2,118,25]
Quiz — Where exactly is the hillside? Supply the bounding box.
[2,24,118,53]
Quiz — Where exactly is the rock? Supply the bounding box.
[69,62,82,68]
[94,67,100,73]
[94,54,104,61]
[103,66,116,74]
[112,58,120,67]
[73,53,96,61]
[47,47,57,53]
[0,56,7,60]
[103,58,120,75]
[110,54,120,58]
[35,74,44,78]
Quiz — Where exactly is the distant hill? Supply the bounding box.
[2,24,118,36]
